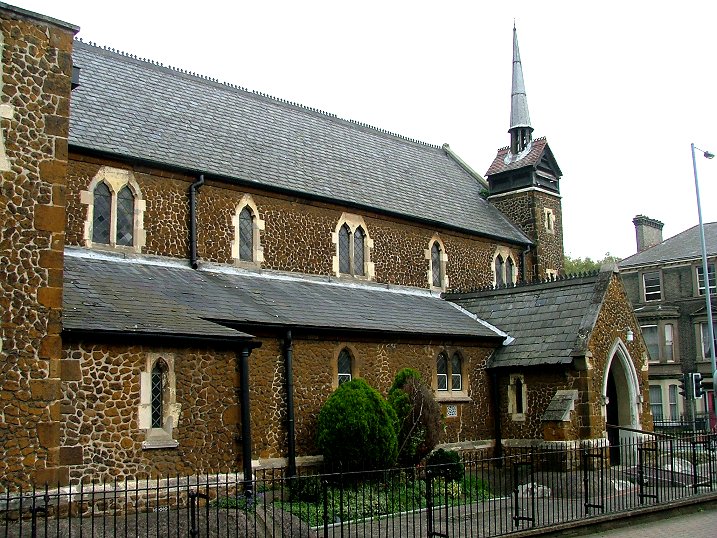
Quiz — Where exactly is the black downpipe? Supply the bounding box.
[490,369,503,461]
[238,345,253,497]
[284,331,297,477]
[189,174,205,269]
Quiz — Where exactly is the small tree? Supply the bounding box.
[388,368,442,465]
[317,378,398,471]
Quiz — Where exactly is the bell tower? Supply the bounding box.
[486,25,564,280]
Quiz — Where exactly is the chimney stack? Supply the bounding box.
[633,215,664,252]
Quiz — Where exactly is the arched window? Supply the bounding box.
[239,206,254,261]
[506,257,515,285]
[339,224,351,274]
[151,358,168,428]
[92,182,111,244]
[337,348,353,385]
[436,352,448,391]
[495,255,505,287]
[515,378,524,413]
[451,353,462,391]
[116,185,135,246]
[431,242,443,288]
[353,227,365,276]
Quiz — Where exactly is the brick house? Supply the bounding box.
[620,216,717,429]
[0,5,650,488]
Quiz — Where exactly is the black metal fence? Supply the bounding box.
[2,433,715,537]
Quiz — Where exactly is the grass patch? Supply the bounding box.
[277,471,492,526]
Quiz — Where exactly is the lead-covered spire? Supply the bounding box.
[509,24,533,154]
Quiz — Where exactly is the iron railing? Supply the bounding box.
[1,433,715,537]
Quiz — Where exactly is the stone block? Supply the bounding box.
[36,422,60,448]
[222,405,240,425]
[60,359,82,381]
[34,204,65,233]
[30,379,61,401]
[44,114,69,137]
[43,73,71,99]
[47,268,63,288]
[39,335,62,360]
[39,248,64,270]
[59,446,83,466]
[49,27,75,53]
[39,160,67,184]
[38,287,63,309]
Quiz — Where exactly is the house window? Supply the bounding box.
[337,348,353,385]
[436,351,464,394]
[81,166,146,253]
[641,325,659,361]
[451,353,462,391]
[649,385,663,421]
[436,352,448,391]
[231,195,265,265]
[140,353,178,449]
[493,248,517,287]
[700,322,717,360]
[668,384,678,421]
[508,374,527,419]
[643,271,661,302]
[431,242,442,288]
[664,324,674,361]
[696,264,716,295]
[333,214,374,279]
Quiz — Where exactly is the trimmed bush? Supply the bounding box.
[317,378,398,471]
[388,368,442,465]
[426,448,464,482]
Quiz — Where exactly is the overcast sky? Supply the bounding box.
[15,0,717,260]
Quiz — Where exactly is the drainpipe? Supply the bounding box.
[189,174,205,269]
[238,345,253,497]
[490,369,503,462]
[284,330,297,477]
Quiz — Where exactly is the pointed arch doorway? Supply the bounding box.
[603,340,641,465]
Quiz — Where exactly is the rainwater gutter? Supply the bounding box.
[189,174,205,269]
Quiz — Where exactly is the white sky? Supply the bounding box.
[14,0,717,260]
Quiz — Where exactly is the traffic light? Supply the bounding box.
[679,372,690,398]
[692,372,705,399]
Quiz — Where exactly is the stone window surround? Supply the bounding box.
[230,194,265,267]
[80,166,146,253]
[434,349,470,403]
[331,213,375,280]
[139,352,180,450]
[492,246,517,287]
[425,235,449,291]
[331,344,361,390]
[543,207,555,234]
[508,373,527,421]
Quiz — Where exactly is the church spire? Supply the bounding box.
[509,24,533,154]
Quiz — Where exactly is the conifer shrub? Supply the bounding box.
[317,378,398,471]
[426,448,464,482]
[388,368,442,465]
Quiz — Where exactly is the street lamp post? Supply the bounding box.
[691,143,716,430]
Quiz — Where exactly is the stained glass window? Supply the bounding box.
[431,242,442,287]
[451,353,462,391]
[116,186,134,246]
[436,353,448,391]
[353,227,365,276]
[151,359,167,428]
[92,182,111,244]
[239,207,254,261]
[339,224,351,274]
[338,349,352,385]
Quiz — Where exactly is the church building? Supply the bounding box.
[0,5,651,488]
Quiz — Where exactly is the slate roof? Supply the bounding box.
[62,249,504,341]
[446,272,612,367]
[619,222,717,269]
[68,41,530,245]
[485,137,549,176]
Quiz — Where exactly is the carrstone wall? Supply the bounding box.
[59,336,496,483]
[64,155,521,291]
[0,10,75,487]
